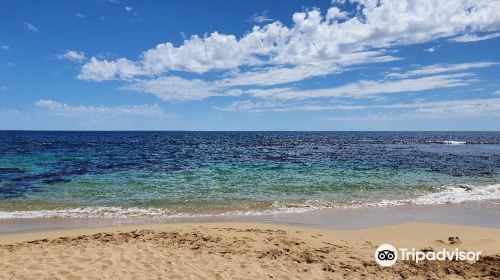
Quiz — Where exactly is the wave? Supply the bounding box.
[0,207,175,219]
[0,207,317,220]
[434,140,467,145]
[0,184,499,219]
[0,205,315,220]
[369,183,500,207]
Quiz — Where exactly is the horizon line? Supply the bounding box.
[1,130,499,132]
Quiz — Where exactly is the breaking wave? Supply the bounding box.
[0,184,498,219]
[434,140,467,145]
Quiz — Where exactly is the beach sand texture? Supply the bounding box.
[0,222,499,279]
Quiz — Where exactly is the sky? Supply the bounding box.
[0,0,499,131]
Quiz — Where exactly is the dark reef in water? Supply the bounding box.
[0,131,499,203]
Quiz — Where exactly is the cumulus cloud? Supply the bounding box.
[326,7,349,21]
[75,13,86,19]
[77,0,500,103]
[125,6,133,12]
[247,10,273,23]
[35,100,165,117]
[24,22,38,32]
[57,50,86,62]
[79,1,500,82]
[78,57,141,81]
[451,32,500,42]
[0,45,9,50]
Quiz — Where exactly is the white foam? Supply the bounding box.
[0,204,317,219]
[438,140,466,145]
[411,183,500,204]
[368,183,500,207]
[0,207,175,219]
[1,184,499,219]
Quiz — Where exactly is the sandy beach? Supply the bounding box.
[0,222,499,279]
[2,0,500,277]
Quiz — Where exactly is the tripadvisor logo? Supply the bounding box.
[375,244,481,267]
[375,244,398,267]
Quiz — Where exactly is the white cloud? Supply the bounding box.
[77,0,500,104]
[0,86,7,91]
[125,6,133,12]
[326,7,348,21]
[247,10,273,23]
[0,45,9,50]
[35,100,165,117]
[75,13,86,19]
[79,0,500,84]
[245,73,477,100]
[409,98,500,117]
[219,98,500,121]
[424,47,436,52]
[57,50,86,62]
[385,62,498,79]
[78,57,141,81]
[451,32,500,42]
[24,22,38,32]
[325,98,500,120]
[216,100,342,112]
[121,52,403,101]
[122,76,226,101]
[122,61,489,103]
[218,51,399,88]
[494,90,500,94]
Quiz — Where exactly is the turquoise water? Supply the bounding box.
[0,131,499,218]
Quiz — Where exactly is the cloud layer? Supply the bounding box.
[74,0,500,122]
[35,100,165,117]
[451,32,500,42]
[218,97,500,121]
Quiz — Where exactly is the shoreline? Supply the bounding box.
[1,201,499,279]
[1,201,499,234]
[1,221,499,279]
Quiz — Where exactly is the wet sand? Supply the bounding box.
[1,202,499,279]
[1,201,499,234]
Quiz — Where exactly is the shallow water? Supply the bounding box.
[0,131,499,218]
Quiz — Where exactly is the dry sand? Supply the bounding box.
[0,222,499,279]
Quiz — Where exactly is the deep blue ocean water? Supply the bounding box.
[0,131,499,218]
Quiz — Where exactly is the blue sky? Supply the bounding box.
[1,0,499,130]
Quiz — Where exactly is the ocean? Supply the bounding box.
[0,131,499,219]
